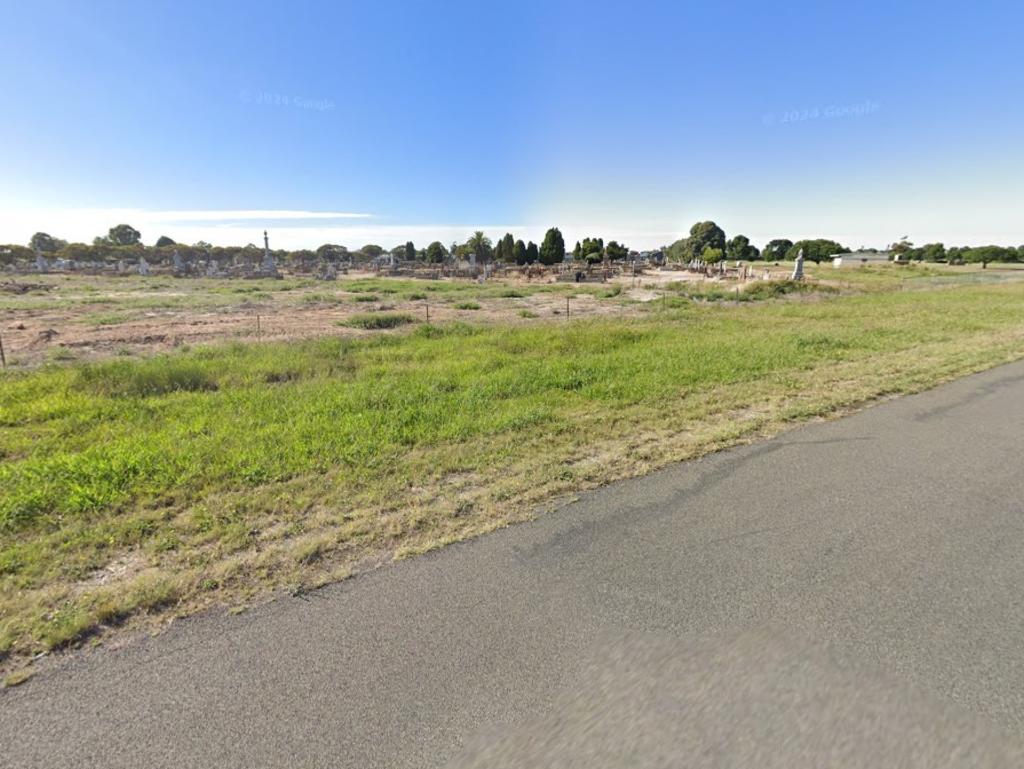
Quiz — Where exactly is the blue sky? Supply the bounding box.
[2,0,1022,250]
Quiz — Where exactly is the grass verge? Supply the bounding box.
[1,281,1023,665]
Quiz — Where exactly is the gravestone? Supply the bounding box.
[35,252,48,273]
[260,230,279,277]
[138,257,150,276]
[791,248,805,281]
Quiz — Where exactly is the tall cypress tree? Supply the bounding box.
[539,228,565,265]
[501,232,515,262]
[512,239,527,265]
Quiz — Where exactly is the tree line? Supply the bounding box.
[4,222,1023,268]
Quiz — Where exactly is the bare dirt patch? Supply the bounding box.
[0,272,648,367]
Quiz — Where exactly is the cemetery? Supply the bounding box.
[0,238,823,368]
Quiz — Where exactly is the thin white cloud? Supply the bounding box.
[140,209,373,221]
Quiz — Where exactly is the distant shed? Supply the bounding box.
[832,251,893,268]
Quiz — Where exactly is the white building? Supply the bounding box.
[832,251,893,268]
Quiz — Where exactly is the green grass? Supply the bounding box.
[660,279,833,303]
[342,312,417,329]
[2,280,1024,663]
[82,312,132,326]
[453,301,482,310]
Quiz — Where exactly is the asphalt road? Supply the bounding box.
[5,360,1024,767]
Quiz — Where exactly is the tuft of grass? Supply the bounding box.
[83,312,131,327]
[301,293,344,305]
[454,301,481,310]
[743,280,836,301]
[76,358,220,397]
[518,309,539,318]
[352,294,379,302]
[342,312,417,330]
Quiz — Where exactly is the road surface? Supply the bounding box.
[4,360,1024,767]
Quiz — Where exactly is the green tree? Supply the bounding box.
[666,239,688,262]
[500,233,515,262]
[572,241,582,260]
[360,244,384,259]
[667,221,724,262]
[786,239,848,263]
[525,241,539,264]
[288,249,317,268]
[465,231,493,263]
[692,221,725,256]
[726,234,759,261]
[512,239,527,265]
[404,241,416,261]
[0,244,33,265]
[55,242,92,261]
[539,227,565,265]
[889,238,915,257]
[605,240,628,261]
[155,235,176,248]
[316,243,349,262]
[702,246,725,263]
[425,241,448,263]
[961,245,1015,266]
[29,232,66,253]
[107,224,142,246]
[762,239,793,261]
[578,237,604,262]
